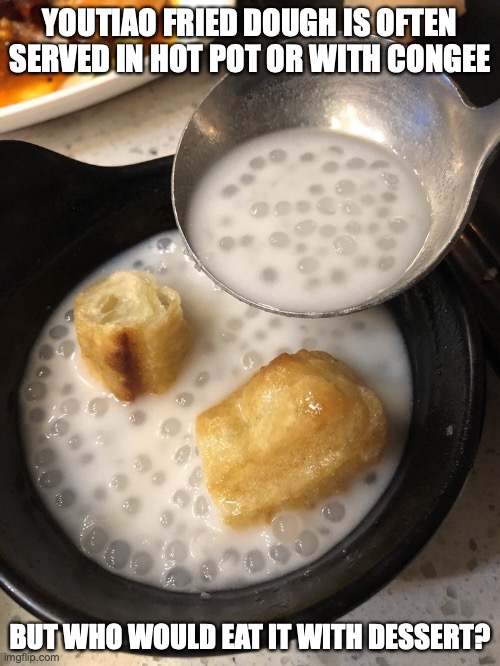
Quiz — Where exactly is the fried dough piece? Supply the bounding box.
[74,270,192,401]
[196,350,387,527]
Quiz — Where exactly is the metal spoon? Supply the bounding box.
[172,34,500,317]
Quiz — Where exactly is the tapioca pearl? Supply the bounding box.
[244,550,266,573]
[160,510,174,527]
[133,259,145,268]
[309,184,324,196]
[219,236,236,252]
[57,340,75,357]
[195,371,210,387]
[274,201,292,217]
[269,544,290,564]
[302,337,318,348]
[269,231,290,248]
[221,184,238,198]
[67,434,82,450]
[330,269,346,284]
[200,560,218,582]
[370,159,389,170]
[87,398,108,417]
[240,351,263,372]
[193,495,210,519]
[345,221,362,234]
[269,317,281,329]
[81,526,108,554]
[94,487,107,501]
[271,513,302,542]
[160,417,181,439]
[64,309,74,323]
[29,408,45,423]
[157,262,169,274]
[329,145,343,155]
[220,548,239,570]
[165,567,192,589]
[382,191,397,203]
[157,237,176,254]
[319,224,336,239]
[189,467,204,489]
[295,530,319,556]
[133,454,152,473]
[389,217,408,233]
[129,410,146,426]
[381,172,399,189]
[131,551,153,576]
[36,366,51,379]
[220,331,237,345]
[38,344,54,360]
[296,243,307,254]
[261,267,278,284]
[249,156,266,170]
[294,219,316,236]
[254,329,267,342]
[49,325,68,340]
[175,392,193,408]
[172,489,190,508]
[38,469,63,488]
[378,255,396,271]
[317,196,336,215]
[24,381,46,401]
[174,445,191,465]
[240,173,255,185]
[269,148,287,163]
[365,471,377,485]
[244,306,260,319]
[123,497,141,514]
[110,474,128,491]
[361,193,376,206]
[376,206,391,219]
[333,235,357,256]
[80,453,93,465]
[105,540,131,569]
[305,277,321,291]
[340,199,362,216]
[61,384,74,396]
[47,418,69,438]
[163,540,188,565]
[322,160,339,174]
[297,257,319,275]
[336,179,356,195]
[346,157,366,170]
[240,235,254,247]
[322,500,346,522]
[34,448,56,468]
[296,200,311,214]
[351,319,367,331]
[60,398,79,416]
[368,222,380,234]
[55,488,76,508]
[377,236,396,251]
[249,201,269,218]
[152,471,166,486]
[300,152,315,162]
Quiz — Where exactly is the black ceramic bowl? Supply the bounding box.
[0,141,485,655]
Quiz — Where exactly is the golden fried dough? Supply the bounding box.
[196,350,387,527]
[74,270,192,401]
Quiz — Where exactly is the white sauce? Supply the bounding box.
[185,128,431,314]
[20,232,412,592]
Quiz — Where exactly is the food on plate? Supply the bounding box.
[196,349,387,527]
[74,270,192,401]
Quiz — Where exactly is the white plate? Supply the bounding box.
[0,71,159,134]
[0,0,235,134]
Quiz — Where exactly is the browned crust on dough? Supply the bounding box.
[108,330,143,399]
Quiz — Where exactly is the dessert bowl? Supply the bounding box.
[0,141,485,654]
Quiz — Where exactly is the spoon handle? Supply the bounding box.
[478,98,500,158]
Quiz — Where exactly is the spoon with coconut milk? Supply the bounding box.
[172,34,500,317]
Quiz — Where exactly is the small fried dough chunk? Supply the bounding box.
[196,349,387,527]
[74,270,192,401]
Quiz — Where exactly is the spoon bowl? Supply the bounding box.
[172,34,500,317]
